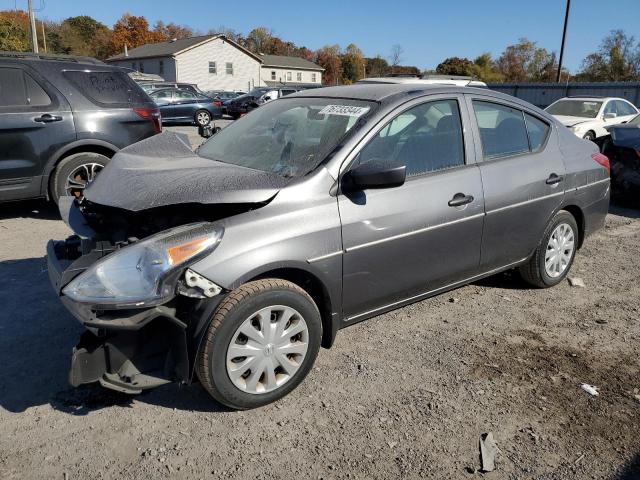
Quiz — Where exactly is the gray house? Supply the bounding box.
[107,35,324,91]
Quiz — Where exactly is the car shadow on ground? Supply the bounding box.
[0,199,60,221]
[617,453,640,479]
[0,256,228,416]
[610,202,640,219]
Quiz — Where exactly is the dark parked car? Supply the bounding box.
[0,52,160,203]
[48,84,609,409]
[224,85,320,118]
[604,114,640,205]
[138,81,202,95]
[149,88,222,126]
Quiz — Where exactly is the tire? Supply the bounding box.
[583,131,596,142]
[194,109,211,126]
[196,279,322,409]
[519,210,579,288]
[52,152,110,204]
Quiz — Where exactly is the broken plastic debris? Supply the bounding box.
[568,277,586,288]
[581,384,599,396]
[479,432,497,472]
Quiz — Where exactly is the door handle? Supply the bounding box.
[448,193,474,207]
[545,173,564,185]
[34,114,62,123]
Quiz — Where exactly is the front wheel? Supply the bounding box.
[194,109,211,126]
[519,210,578,288]
[583,131,596,142]
[196,279,322,409]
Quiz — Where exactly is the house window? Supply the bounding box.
[139,62,144,73]
[311,73,317,82]
[286,71,292,81]
[159,60,164,75]
[271,71,276,80]
[226,62,233,75]
[209,61,217,74]
[297,72,302,82]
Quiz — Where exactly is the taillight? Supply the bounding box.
[591,152,610,171]
[134,107,162,134]
[213,100,222,107]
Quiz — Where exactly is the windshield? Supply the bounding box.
[546,99,603,118]
[198,98,376,177]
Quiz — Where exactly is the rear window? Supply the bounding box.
[63,70,149,107]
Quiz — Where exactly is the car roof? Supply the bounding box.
[359,76,487,87]
[291,83,488,102]
[561,96,624,101]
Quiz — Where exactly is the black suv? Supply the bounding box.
[224,85,321,118]
[0,52,161,203]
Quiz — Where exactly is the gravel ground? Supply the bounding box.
[0,136,638,479]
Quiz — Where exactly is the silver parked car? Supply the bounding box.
[47,84,610,409]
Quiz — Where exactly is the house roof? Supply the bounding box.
[106,35,262,62]
[260,54,324,71]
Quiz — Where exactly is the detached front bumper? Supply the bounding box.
[46,238,191,394]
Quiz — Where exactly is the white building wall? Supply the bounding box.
[261,66,322,85]
[175,38,262,91]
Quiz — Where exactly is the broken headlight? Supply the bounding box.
[62,223,223,309]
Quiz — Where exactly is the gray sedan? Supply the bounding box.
[48,83,609,409]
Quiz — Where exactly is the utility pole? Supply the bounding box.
[41,21,47,53]
[28,0,39,53]
[556,0,571,82]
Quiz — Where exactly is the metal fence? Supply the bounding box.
[487,82,640,109]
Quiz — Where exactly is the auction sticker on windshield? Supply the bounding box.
[319,105,370,117]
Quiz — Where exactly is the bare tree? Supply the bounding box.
[389,44,404,73]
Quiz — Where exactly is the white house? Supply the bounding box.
[260,54,323,86]
[106,35,263,92]
[107,35,324,92]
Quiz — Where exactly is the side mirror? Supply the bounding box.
[343,160,406,190]
[604,112,617,120]
[263,96,272,101]
[198,124,221,138]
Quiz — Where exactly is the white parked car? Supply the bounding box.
[545,96,639,141]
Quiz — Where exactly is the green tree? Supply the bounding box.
[0,10,30,51]
[59,15,111,58]
[365,55,389,77]
[576,30,640,81]
[341,43,365,84]
[436,57,475,76]
[495,38,559,82]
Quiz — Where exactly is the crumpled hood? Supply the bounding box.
[83,131,289,212]
[552,115,594,128]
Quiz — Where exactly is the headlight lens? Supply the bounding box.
[63,223,223,308]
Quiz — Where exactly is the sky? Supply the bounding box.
[9,0,640,73]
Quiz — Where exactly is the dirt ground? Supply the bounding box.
[0,167,639,478]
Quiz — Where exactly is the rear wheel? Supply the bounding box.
[583,131,596,142]
[52,152,110,204]
[197,279,322,409]
[519,210,578,288]
[194,109,211,126]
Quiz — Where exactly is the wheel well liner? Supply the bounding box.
[561,204,585,248]
[251,267,336,349]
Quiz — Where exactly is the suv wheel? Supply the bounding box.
[52,152,110,203]
[519,210,578,288]
[583,131,596,142]
[197,279,322,409]
[195,110,211,126]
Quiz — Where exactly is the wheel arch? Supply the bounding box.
[43,140,119,198]
[559,204,586,249]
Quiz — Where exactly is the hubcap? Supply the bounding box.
[226,305,309,395]
[65,162,103,198]
[545,223,575,278]
[197,112,210,125]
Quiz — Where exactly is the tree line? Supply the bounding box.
[1,10,639,84]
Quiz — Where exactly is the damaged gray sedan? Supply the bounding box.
[48,84,610,409]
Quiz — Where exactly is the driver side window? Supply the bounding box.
[357,99,465,177]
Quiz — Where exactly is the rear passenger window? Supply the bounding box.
[63,70,148,107]
[473,101,529,158]
[357,99,465,177]
[524,113,549,152]
[0,67,51,107]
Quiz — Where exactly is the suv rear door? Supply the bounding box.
[465,95,564,270]
[0,63,75,201]
[338,95,484,320]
